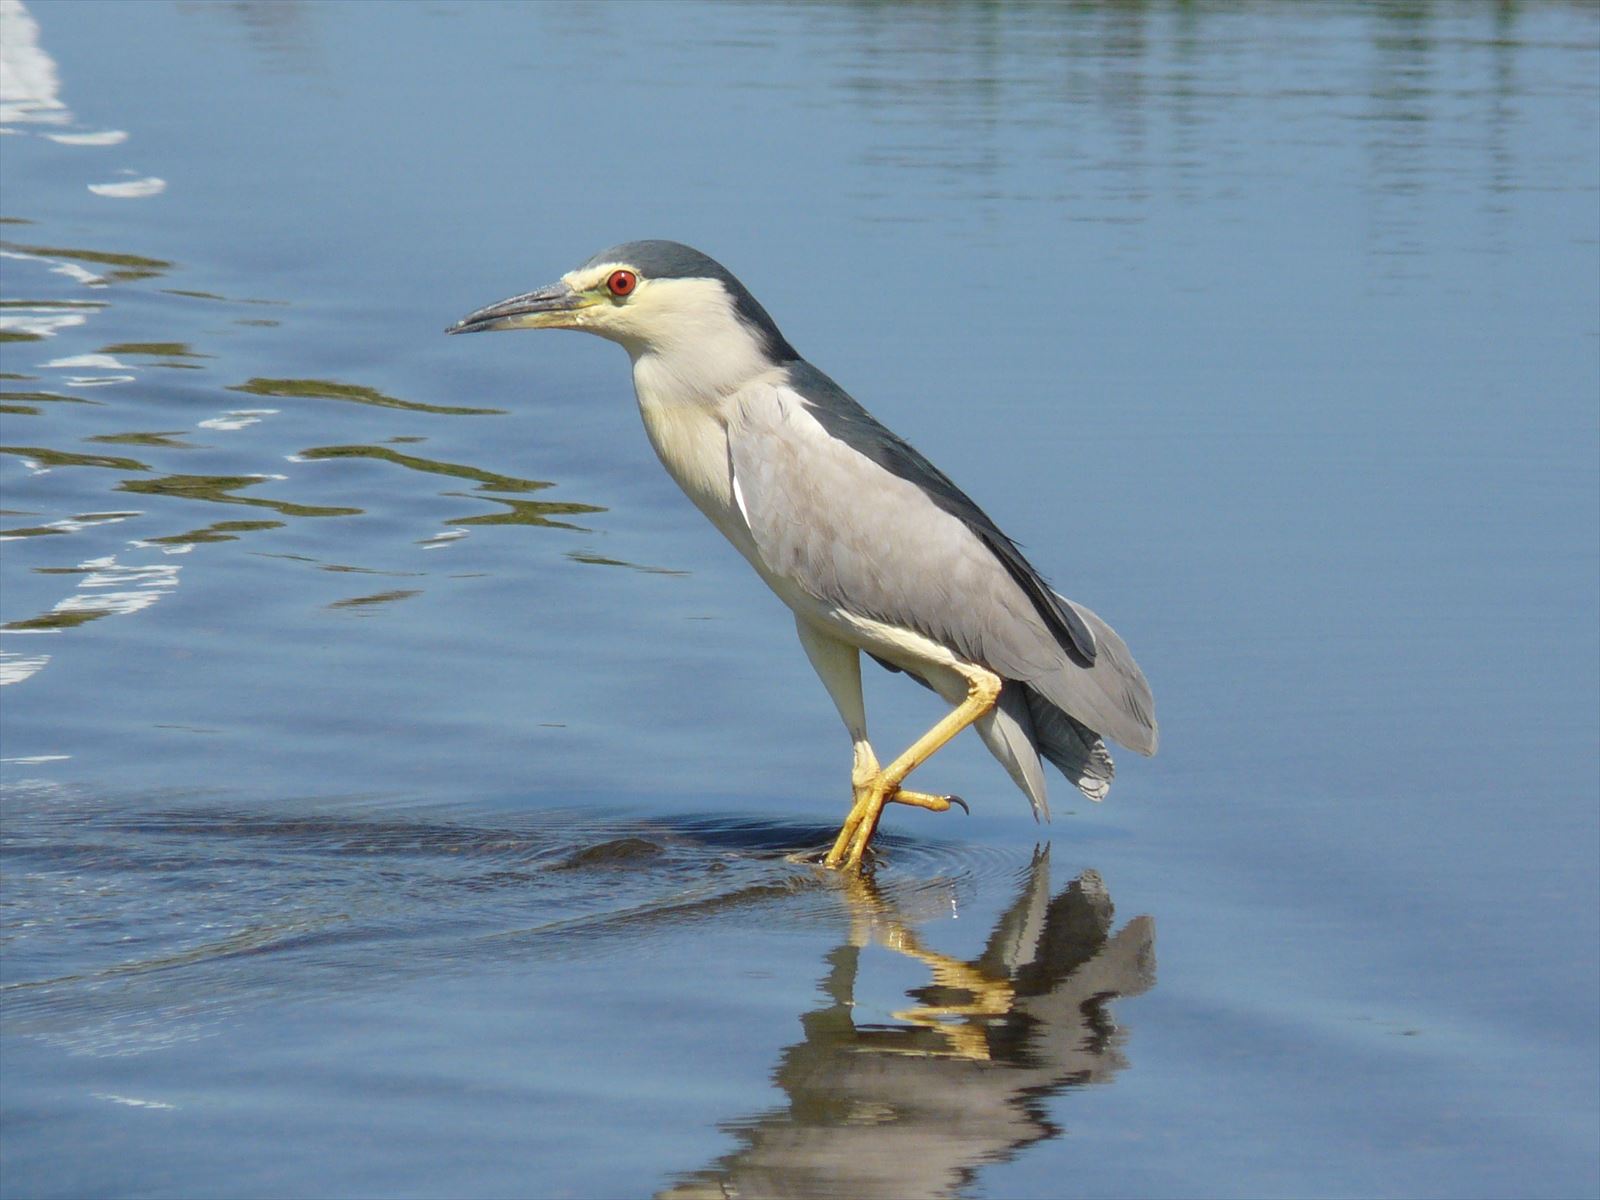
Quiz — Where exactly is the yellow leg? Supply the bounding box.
[823,664,1001,869]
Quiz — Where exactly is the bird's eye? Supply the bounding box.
[607,269,637,297]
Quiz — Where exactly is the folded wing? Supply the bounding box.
[727,370,1158,759]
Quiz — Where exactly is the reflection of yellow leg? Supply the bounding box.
[824,664,1001,870]
[886,933,1016,1060]
[831,869,1016,1060]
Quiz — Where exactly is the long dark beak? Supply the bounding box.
[445,281,589,335]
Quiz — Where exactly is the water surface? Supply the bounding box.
[2,2,1597,1197]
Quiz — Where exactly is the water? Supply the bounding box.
[2,2,1596,1196]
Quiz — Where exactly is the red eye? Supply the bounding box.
[607,269,637,297]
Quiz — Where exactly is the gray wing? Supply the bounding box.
[728,374,1157,756]
[787,362,1097,666]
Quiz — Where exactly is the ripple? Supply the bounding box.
[0,789,1031,1055]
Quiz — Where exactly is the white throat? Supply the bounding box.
[608,277,779,411]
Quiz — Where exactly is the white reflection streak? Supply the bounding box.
[0,249,106,287]
[39,350,135,388]
[88,175,166,199]
[0,0,68,127]
[4,556,182,647]
[199,408,277,431]
[0,310,85,338]
[0,649,51,686]
[64,374,134,387]
[0,1,165,201]
[0,3,176,692]
[43,353,129,369]
[45,128,126,145]
[0,513,137,542]
[74,556,180,595]
[91,1093,177,1112]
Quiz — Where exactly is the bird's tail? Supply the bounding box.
[974,681,1116,821]
[1024,685,1116,803]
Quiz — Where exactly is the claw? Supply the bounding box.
[948,795,969,815]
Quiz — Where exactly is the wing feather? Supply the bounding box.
[728,371,1157,755]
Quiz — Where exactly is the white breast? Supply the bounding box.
[635,392,738,534]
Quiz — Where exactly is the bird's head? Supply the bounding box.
[447,241,799,373]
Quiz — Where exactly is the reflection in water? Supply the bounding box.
[229,376,503,416]
[293,443,608,529]
[664,853,1154,1200]
[0,240,171,283]
[116,471,361,519]
[2,555,179,632]
[142,518,283,546]
[0,0,65,127]
[296,443,565,493]
[326,587,421,613]
[86,175,167,200]
[0,389,100,416]
[566,550,687,576]
[0,510,137,539]
[0,298,103,343]
[99,341,210,360]
[0,797,831,1054]
[85,430,197,448]
[449,493,604,531]
[0,444,146,471]
[757,0,1591,262]
[183,0,319,76]
[0,2,158,195]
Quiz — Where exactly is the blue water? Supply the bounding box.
[2,2,1597,1197]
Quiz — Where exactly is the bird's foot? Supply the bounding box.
[888,788,969,815]
[823,778,967,870]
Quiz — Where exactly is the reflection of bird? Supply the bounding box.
[658,852,1156,1200]
[449,242,1157,867]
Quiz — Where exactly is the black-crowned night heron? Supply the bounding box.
[447,241,1156,869]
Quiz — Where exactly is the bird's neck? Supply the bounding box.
[624,322,778,413]
[625,337,785,555]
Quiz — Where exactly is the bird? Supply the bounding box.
[447,241,1156,869]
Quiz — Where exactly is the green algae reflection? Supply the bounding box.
[0,445,148,471]
[87,431,198,449]
[298,444,560,493]
[0,391,102,408]
[145,519,285,546]
[566,551,686,576]
[0,241,172,283]
[101,342,212,359]
[118,473,362,518]
[232,377,502,416]
[1,511,139,539]
[3,608,113,632]
[448,494,602,531]
[298,443,605,530]
[327,588,423,612]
